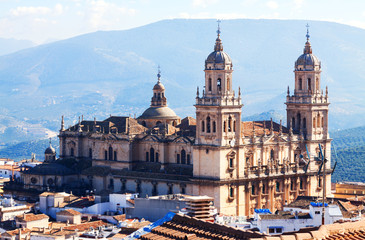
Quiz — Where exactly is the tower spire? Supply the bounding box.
[60,115,65,131]
[214,19,223,51]
[306,23,310,41]
[157,65,161,82]
[304,23,312,54]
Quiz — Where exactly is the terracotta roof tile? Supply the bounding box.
[64,220,107,232]
[16,213,49,222]
[57,209,81,216]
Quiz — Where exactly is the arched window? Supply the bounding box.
[251,185,255,195]
[313,117,316,128]
[89,148,92,159]
[300,178,303,189]
[213,121,216,133]
[146,152,149,162]
[307,78,311,91]
[104,150,107,160]
[321,117,324,127]
[168,184,173,194]
[208,78,212,91]
[70,148,74,157]
[202,120,205,132]
[228,116,232,132]
[292,117,295,130]
[181,149,186,164]
[229,186,234,198]
[299,78,302,90]
[177,154,180,164]
[233,121,236,132]
[155,152,159,162]
[303,118,306,129]
[270,149,275,160]
[227,78,230,91]
[276,181,280,192]
[109,179,114,189]
[262,184,266,194]
[150,147,155,162]
[206,116,211,133]
[187,154,191,165]
[217,78,221,91]
[223,121,227,132]
[114,151,117,161]
[290,180,294,191]
[317,114,321,128]
[316,78,319,91]
[297,113,301,130]
[109,146,113,160]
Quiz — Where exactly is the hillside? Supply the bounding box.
[331,126,365,182]
[0,19,364,145]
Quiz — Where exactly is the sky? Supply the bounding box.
[0,0,365,44]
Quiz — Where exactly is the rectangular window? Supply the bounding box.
[177,154,180,164]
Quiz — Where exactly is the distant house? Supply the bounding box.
[0,229,31,240]
[56,209,81,224]
[15,213,49,229]
[0,198,31,221]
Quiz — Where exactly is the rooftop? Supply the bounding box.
[138,213,264,240]
[56,209,81,216]
[16,213,49,222]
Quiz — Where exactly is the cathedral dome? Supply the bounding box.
[295,32,321,71]
[153,81,165,91]
[206,49,232,65]
[205,35,232,68]
[45,145,56,154]
[138,106,178,120]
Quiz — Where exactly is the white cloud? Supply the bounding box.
[266,1,278,9]
[54,4,64,15]
[87,0,137,29]
[10,6,51,16]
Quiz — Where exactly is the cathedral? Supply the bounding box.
[21,25,332,217]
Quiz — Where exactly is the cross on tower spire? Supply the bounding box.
[306,23,310,41]
[217,19,221,37]
[157,65,161,82]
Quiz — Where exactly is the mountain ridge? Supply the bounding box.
[0,19,364,144]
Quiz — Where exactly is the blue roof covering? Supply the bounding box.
[254,209,272,214]
[310,202,328,207]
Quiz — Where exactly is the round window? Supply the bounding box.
[31,177,37,184]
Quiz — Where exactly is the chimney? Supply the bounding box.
[66,220,69,226]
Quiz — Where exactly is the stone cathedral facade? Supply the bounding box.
[26,27,331,217]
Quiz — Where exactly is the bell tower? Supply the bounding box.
[286,25,330,141]
[193,22,243,180]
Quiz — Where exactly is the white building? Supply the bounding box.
[0,197,31,221]
[252,202,343,235]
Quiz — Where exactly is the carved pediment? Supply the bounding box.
[141,135,161,142]
[172,136,193,144]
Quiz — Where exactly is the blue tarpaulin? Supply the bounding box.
[254,209,272,214]
[310,202,328,207]
[123,212,176,240]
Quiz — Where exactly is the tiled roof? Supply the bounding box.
[64,220,107,231]
[16,213,49,222]
[2,228,31,236]
[241,121,290,137]
[113,214,126,221]
[57,209,81,216]
[138,214,264,240]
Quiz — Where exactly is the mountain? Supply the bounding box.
[0,38,35,56]
[0,19,364,144]
[331,126,365,182]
